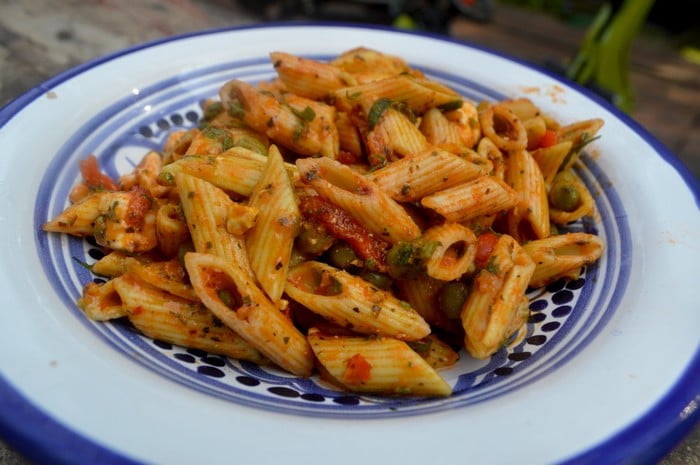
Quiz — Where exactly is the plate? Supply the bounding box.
[0,23,698,465]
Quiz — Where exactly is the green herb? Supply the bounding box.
[367,97,392,130]
[227,99,245,118]
[437,99,463,112]
[291,105,316,122]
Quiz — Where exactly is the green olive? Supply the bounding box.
[327,242,359,269]
[437,281,469,320]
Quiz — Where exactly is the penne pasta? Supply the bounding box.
[421,175,519,223]
[175,172,254,279]
[523,232,604,288]
[307,328,452,397]
[42,46,608,397]
[160,146,299,197]
[461,234,535,359]
[504,148,550,242]
[113,271,270,365]
[42,192,104,236]
[365,106,429,160]
[478,101,528,152]
[78,279,129,321]
[219,79,339,158]
[285,261,430,341]
[422,223,477,282]
[270,51,356,100]
[297,156,420,243]
[185,252,314,377]
[368,148,490,202]
[334,75,460,115]
[155,202,190,258]
[246,145,301,303]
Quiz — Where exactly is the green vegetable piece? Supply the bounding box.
[437,281,469,320]
[407,336,433,355]
[367,97,392,130]
[437,99,463,112]
[549,172,581,212]
[327,242,359,269]
[360,270,393,291]
[296,223,334,256]
[234,135,267,155]
[202,101,224,122]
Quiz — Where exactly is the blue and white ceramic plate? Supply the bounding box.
[0,24,698,465]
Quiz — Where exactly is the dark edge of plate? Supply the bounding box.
[0,21,698,465]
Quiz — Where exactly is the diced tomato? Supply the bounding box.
[125,186,153,228]
[299,195,389,270]
[80,154,119,191]
[538,129,558,148]
[342,353,372,385]
[475,232,499,269]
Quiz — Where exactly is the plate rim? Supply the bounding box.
[1,21,698,465]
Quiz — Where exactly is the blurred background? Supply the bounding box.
[0,1,698,464]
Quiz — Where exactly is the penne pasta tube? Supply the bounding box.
[461,234,535,359]
[175,172,254,279]
[113,272,270,365]
[478,102,528,152]
[91,250,132,278]
[522,232,604,288]
[421,175,519,223]
[368,148,490,202]
[531,140,574,188]
[155,202,191,258]
[285,261,430,341]
[42,192,103,236]
[443,100,481,149]
[297,157,420,243]
[477,137,505,180]
[557,118,604,171]
[162,128,193,163]
[335,111,364,161]
[160,147,299,197]
[77,279,128,321]
[422,222,477,281]
[505,149,550,242]
[270,51,356,100]
[219,79,338,158]
[333,75,460,114]
[497,98,542,120]
[420,107,463,152]
[246,145,301,303]
[123,257,199,302]
[365,107,429,160]
[330,47,414,79]
[118,151,171,198]
[185,252,314,377]
[307,328,452,397]
[408,334,460,370]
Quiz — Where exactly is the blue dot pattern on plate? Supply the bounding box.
[33,56,632,418]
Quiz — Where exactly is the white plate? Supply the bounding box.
[0,24,698,465]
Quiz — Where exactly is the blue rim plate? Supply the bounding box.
[0,23,698,465]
